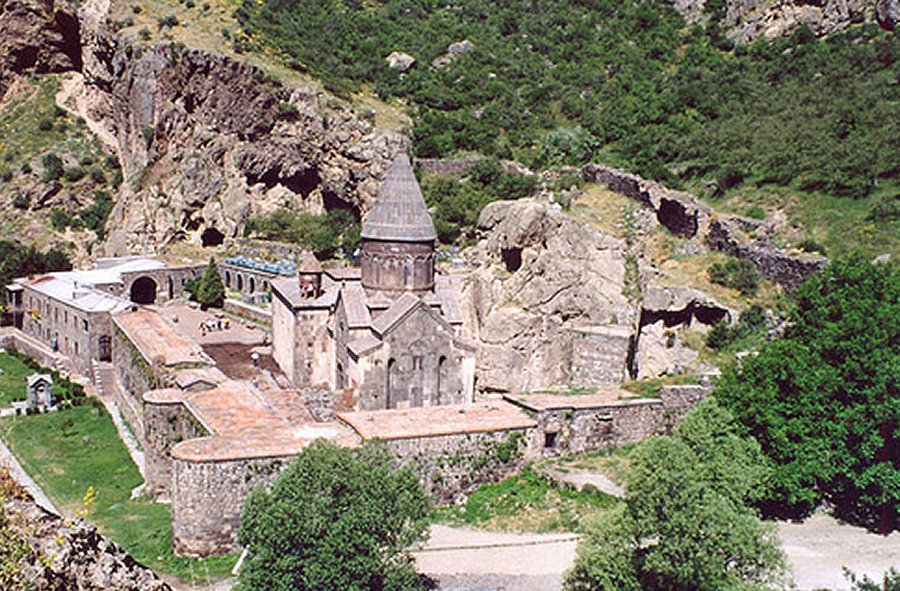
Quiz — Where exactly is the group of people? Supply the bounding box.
[199,317,230,336]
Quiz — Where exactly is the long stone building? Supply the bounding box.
[271,153,476,411]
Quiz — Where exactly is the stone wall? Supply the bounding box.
[119,265,204,304]
[111,322,160,439]
[568,325,632,388]
[142,394,209,499]
[706,218,828,290]
[509,384,711,458]
[386,428,536,502]
[171,454,291,556]
[582,164,827,289]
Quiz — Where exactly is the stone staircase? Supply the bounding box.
[90,360,116,399]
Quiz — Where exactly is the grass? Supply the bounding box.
[621,373,700,400]
[0,404,237,582]
[705,181,900,260]
[0,352,33,406]
[433,467,617,533]
[551,446,635,486]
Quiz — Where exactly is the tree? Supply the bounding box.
[238,441,430,591]
[716,256,900,528]
[196,258,225,309]
[565,400,787,591]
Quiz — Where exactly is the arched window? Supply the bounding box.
[437,355,447,404]
[249,277,256,293]
[237,275,243,291]
[386,358,396,410]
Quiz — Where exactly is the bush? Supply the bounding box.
[705,320,732,350]
[245,209,360,258]
[157,14,178,29]
[708,258,759,296]
[64,166,86,182]
[41,153,64,182]
[12,195,30,210]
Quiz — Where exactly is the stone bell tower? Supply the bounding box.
[359,152,436,294]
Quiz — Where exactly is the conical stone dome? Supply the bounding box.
[361,153,436,242]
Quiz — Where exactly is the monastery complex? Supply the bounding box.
[1,152,707,556]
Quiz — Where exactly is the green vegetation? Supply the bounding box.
[716,256,900,528]
[0,404,236,582]
[238,440,429,591]
[434,466,616,532]
[705,304,767,350]
[420,159,537,244]
[245,208,360,258]
[0,470,32,591]
[845,568,900,591]
[0,353,36,406]
[708,257,760,296]
[0,241,71,304]
[565,400,786,591]
[238,2,897,201]
[186,258,226,308]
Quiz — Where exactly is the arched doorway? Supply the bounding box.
[225,271,231,288]
[130,276,157,305]
[98,335,112,362]
[249,277,256,293]
[236,275,243,291]
[167,277,174,300]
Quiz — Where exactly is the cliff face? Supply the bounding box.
[0,0,81,95]
[0,0,405,256]
[667,0,897,42]
[73,0,405,254]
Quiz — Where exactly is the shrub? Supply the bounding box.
[705,320,732,350]
[64,166,86,182]
[12,195,30,210]
[157,14,178,29]
[708,258,759,296]
[41,153,64,182]
[37,119,53,131]
[797,239,827,256]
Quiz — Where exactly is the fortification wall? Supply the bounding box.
[582,164,827,289]
[386,428,537,502]
[143,396,209,499]
[171,454,291,557]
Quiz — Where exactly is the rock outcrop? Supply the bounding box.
[583,164,828,290]
[666,0,892,42]
[462,199,637,393]
[0,0,81,95]
[0,470,171,590]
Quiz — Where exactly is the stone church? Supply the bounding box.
[271,153,476,410]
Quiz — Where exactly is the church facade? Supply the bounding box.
[271,153,476,411]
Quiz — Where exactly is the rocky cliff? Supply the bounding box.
[667,0,898,42]
[1,0,406,256]
[462,199,638,393]
[0,469,171,591]
[74,0,405,255]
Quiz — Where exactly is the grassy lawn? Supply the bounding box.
[0,352,34,406]
[433,467,618,533]
[0,404,237,583]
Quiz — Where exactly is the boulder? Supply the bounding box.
[385,51,416,72]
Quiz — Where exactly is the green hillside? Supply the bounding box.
[237,1,897,200]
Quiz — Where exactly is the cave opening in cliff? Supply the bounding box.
[130,277,157,305]
[322,190,361,221]
[201,227,225,247]
[501,247,522,273]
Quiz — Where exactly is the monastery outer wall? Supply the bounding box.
[514,384,711,458]
[171,454,291,557]
[143,395,209,499]
[120,265,204,304]
[385,427,537,502]
[111,322,159,439]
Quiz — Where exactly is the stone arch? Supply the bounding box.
[167,277,174,300]
[129,276,157,305]
[225,271,231,288]
[98,335,112,362]
[249,277,256,293]
[236,274,243,291]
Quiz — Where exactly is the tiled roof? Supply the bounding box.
[361,153,437,242]
[342,283,372,328]
[370,292,423,336]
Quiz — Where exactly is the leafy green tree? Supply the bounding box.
[238,441,429,591]
[709,258,760,296]
[716,256,900,528]
[197,258,225,309]
[565,400,786,591]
